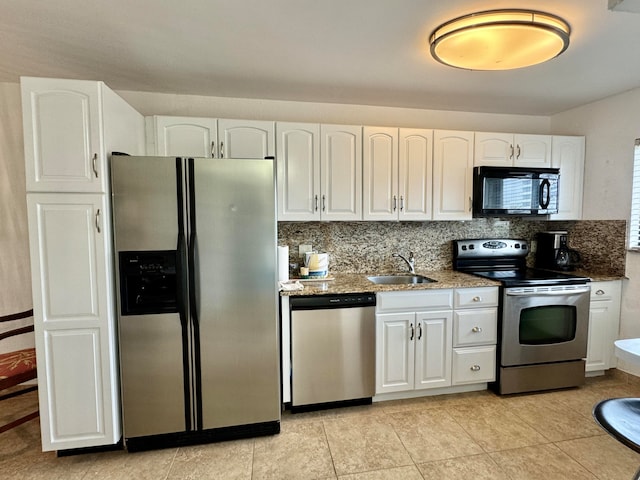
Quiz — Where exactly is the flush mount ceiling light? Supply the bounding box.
[429,9,571,70]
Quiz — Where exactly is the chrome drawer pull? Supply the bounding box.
[472,296,481,302]
[596,289,605,295]
[470,365,481,372]
[472,326,482,333]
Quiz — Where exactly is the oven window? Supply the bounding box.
[519,305,577,345]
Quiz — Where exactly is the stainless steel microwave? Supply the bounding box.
[472,166,560,217]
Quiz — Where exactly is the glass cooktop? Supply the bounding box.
[471,268,590,287]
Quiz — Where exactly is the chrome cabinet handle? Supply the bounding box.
[596,289,605,295]
[95,208,101,233]
[468,197,472,211]
[211,141,216,158]
[400,196,404,212]
[410,323,414,341]
[417,323,422,340]
[472,326,482,333]
[393,195,397,212]
[470,365,481,372]
[314,195,319,212]
[92,153,98,178]
[473,296,481,302]
[516,145,521,158]
[322,195,326,212]
[220,141,224,158]
[509,144,514,159]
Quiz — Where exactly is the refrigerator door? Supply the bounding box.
[191,158,280,429]
[111,156,189,438]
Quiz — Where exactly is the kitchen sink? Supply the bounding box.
[366,274,436,285]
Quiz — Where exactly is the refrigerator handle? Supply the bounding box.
[175,157,194,431]
[187,158,204,430]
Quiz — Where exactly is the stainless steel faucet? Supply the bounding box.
[392,252,415,274]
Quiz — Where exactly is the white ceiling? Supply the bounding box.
[2,0,640,115]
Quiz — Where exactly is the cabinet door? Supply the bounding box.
[153,116,218,157]
[376,312,414,394]
[22,78,104,193]
[550,136,585,220]
[276,122,321,220]
[433,130,473,220]
[399,129,433,220]
[27,193,118,451]
[363,127,398,220]
[320,124,362,221]
[587,281,622,372]
[514,134,552,167]
[218,119,275,159]
[414,310,452,390]
[474,132,513,167]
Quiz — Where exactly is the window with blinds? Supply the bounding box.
[630,138,640,250]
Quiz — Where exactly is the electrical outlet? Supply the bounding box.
[298,244,312,257]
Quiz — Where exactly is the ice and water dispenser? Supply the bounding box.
[118,251,179,315]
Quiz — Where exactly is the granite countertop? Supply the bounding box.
[279,269,626,296]
[280,270,500,296]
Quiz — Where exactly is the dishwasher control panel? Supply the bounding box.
[290,293,376,310]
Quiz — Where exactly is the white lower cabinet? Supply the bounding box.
[376,290,453,394]
[586,280,622,372]
[376,287,498,397]
[26,193,119,451]
[452,287,498,385]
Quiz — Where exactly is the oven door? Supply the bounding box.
[501,284,591,367]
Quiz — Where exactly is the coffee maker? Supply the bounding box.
[536,231,582,271]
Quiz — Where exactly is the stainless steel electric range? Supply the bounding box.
[453,239,591,395]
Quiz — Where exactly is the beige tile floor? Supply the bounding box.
[2,371,640,480]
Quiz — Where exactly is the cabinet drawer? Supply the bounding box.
[453,309,497,347]
[454,287,499,308]
[590,280,621,302]
[452,346,496,385]
[377,290,453,313]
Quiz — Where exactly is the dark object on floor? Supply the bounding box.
[593,397,640,480]
[0,309,38,434]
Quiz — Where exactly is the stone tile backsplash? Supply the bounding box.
[278,219,626,276]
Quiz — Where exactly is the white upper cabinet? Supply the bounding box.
[320,124,362,221]
[149,116,274,159]
[433,130,474,220]
[474,132,552,168]
[218,119,275,159]
[550,136,585,220]
[363,127,433,221]
[276,122,321,221]
[363,127,398,220]
[21,77,144,193]
[151,116,218,157]
[399,129,433,221]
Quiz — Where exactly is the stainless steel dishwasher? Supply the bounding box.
[290,293,376,410]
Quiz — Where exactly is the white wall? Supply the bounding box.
[552,87,640,375]
[0,82,34,352]
[117,89,552,133]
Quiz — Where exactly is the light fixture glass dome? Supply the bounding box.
[429,9,571,70]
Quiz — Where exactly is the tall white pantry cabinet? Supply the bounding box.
[21,77,145,451]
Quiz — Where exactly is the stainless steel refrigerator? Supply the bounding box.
[110,156,280,451]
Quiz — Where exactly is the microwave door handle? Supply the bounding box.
[539,179,551,208]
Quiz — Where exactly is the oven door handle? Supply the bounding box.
[506,286,591,297]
